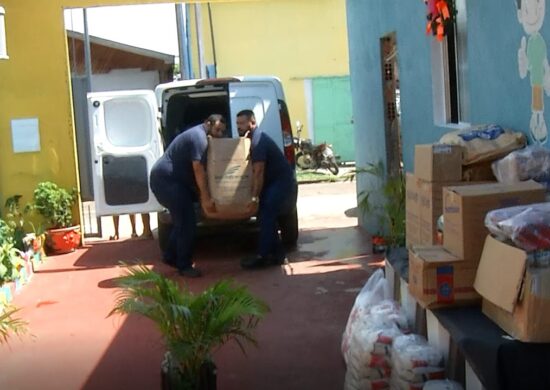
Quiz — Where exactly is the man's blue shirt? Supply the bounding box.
[154,123,207,188]
[250,129,294,189]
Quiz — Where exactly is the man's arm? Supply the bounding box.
[192,161,215,213]
[247,161,265,214]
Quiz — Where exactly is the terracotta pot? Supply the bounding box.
[46,225,81,255]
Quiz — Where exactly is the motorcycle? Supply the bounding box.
[293,121,340,175]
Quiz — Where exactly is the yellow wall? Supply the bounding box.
[0,0,225,223]
[0,0,348,226]
[198,0,350,138]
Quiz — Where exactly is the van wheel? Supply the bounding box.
[157,211,172,254]
[279,207,299,247]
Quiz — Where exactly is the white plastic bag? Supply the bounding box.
[485,203,550,251]
[491,145,550,184]
[391,334,445,388]
[342,269,390,362]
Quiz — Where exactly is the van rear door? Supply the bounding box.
[229,80,283,149]
[87,90,163,217]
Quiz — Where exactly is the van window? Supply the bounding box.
[104,98,151,147]
[163,92,231,146]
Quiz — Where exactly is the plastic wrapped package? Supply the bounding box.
[439,124,526,165]
[390,335,445,390]
[342,269,390,363]
[391,371,424,390]
[345,323,404,390]
[344,302,408,388]
[491,145,550,184]
[485,203,550,252]
[422,380,464,390]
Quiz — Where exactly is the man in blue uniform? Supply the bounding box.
[150,114,226,277]
[236,109,297,269]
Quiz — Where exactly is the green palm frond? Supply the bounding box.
[109,264,269,381]
[0,305,28,345]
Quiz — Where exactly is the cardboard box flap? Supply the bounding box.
[411,246,461,263]
[446,181,544,197]
[474,235,527,313]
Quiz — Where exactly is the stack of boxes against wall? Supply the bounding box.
[405,144,547,315]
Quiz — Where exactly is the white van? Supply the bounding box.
[87,76,299,249]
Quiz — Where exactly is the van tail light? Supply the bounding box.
[279,100,295,167]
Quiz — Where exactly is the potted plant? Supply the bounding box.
[4,195,46,259]
[29,181,80,255]
[346,161,406,250]
[0,219,25,286]
[109,265,269,390]
[0,305,28,344]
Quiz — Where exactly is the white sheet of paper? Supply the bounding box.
[11,118,40,153]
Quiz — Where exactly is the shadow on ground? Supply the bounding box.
[78,225,378,390]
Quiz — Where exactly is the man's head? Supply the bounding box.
[204,114,226,138]
[517,0,545,35]
[236,109,257,137]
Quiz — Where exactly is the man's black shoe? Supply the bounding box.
[240,255,271,269]
[268,252,287,265]
[178,266,202,278]
[162,257,177,268]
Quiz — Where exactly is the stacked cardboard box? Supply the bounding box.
[475,231,550,342]
[406,144,463,247]
[406,144,469,308]
[442,181,545,261]
[407,144,546,309]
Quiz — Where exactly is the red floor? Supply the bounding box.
[0,224,380,390]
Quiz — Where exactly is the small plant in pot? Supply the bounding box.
[29,181,80,255]
[109,264,269,390]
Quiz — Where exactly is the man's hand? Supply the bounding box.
[201,196,216,215]
[246,201,259,216]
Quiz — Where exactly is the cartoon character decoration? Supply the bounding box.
[517,0,550,145]
[425,0,456,41]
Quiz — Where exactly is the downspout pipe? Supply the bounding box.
[185,4,193,79]
[175,3,190,80]
[207,3,217,78]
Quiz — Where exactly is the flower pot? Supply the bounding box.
[161,352,216,390]
[46,225,81,255]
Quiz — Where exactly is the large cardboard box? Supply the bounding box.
[406,173,463,247]
[409,246,480,309]
[443,181,546,261]
[474,235,550,342]
[414,144,463,182]
[207,137,252,216]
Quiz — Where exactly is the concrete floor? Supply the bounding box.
[0,182,382,390]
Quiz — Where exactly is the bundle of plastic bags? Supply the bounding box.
[342,269,410,390]
[485,203,550,252]
[390,334,445,390]
[491,145,550,184]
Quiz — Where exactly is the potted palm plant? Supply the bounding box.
[29,181,80,255]
[109,265,269,390]
[0,305,28,345]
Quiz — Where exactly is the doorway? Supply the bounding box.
[380,33,403,178]
[64,5,178,238]
[311,76,355,163]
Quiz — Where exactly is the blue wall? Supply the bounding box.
[346,0,550,232]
